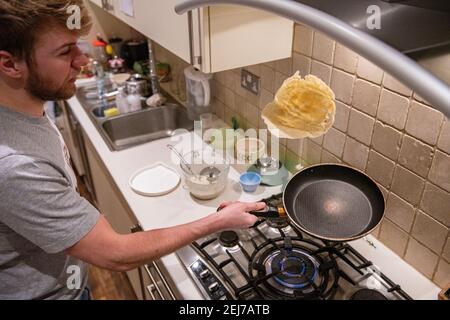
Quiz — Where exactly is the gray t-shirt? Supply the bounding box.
[0,105,100,300]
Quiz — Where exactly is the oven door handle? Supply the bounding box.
[144,264,165,300]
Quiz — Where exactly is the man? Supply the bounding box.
[0,0,265,300]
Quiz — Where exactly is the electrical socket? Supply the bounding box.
[241,69,260,95]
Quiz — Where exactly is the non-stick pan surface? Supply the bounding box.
[282,164,385,242]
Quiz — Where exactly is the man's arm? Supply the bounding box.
[66,202,265,272]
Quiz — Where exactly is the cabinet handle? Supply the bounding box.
[144,265,165,300]
[151,262,176,300]
[130,224,143,233]
[146,284,157,300]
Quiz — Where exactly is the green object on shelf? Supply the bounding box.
[231,116,239,131]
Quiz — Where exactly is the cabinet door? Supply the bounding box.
[112,0,191,63]
[82,133,143,300]
[206,5,294,73]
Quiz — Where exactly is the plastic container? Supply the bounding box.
[239,172,262,193]
[127,85,142,112]
[236,137,266,165]
[116,86,130,114]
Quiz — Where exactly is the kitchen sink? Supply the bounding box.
[75,87,194,151]
[101,104,194,150]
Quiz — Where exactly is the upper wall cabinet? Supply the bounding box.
[88,0,294,73]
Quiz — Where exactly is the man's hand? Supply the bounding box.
[216,201,266,230]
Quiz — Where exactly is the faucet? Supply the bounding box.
[147,39,159,95]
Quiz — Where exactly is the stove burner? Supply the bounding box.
[267,250,318,289]
[219,231,240,248]
[350,289,388,300]
[266,218,289,229]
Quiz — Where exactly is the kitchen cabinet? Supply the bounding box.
[82,132,144,300]
[88,0,294,73]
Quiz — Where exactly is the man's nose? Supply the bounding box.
[72,49,90,69]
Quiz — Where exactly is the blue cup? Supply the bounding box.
[240,172,262,193]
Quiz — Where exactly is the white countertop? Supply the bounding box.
[68,80,441,300]
[67,83,283,299]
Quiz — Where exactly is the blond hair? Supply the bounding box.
[0,0,92,63]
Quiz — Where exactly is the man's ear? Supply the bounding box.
[0,51,25,79]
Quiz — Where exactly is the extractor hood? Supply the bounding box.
[175,0,450,118]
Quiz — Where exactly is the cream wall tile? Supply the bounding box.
[406,101,444,145]
[223,87,235,111]
[412,211,448,254]
[385,193,416,233]
[333,43,358,74]
[398,135,434,178]
[323,127,346,158]
[437,119,450,154]
[246,90,260,107]
[274,72,288,93]
[211,99,225,120]
[302,139,322,165]
[292,53,311,77]
[260,65,275,93]
[391,166,425,206]
[343,137,370,171]
[347,109,375,146]
[287,139,303,156]
[310,60,332,85]
[429,150,450,193]
[234,94,246,117]
[356,57,384,84]
[379,219,409,257]
[443,237,450,262]
[383,73,413,97]
[333,101,350,133]
[246,64,261,77]
[245,102,260,128]
[330,69,355,104]
[321,150,342,164]
[377,90,410,130]
[293,24,313,56]
[310,135,324,146]
[433,259,450,289]
[371,121,403,161]
[312,32,335,65]
[405,238,439,279]
[259,88,274,111]
[352,79,381,117]
[366,150,395,188]
[420,183,450,227]
[275,58,293,76]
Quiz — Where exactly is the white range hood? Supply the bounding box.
[175,0,450,118]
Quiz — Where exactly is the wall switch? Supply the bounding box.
[241,69,260,95]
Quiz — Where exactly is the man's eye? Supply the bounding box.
[60,48,71,55]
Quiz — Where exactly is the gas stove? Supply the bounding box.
[177,194,414,300]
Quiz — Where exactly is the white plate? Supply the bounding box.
[129,163,181,197]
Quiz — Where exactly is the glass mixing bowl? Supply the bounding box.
[180,148,231,200]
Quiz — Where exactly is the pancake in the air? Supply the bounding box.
[262,72,336,139]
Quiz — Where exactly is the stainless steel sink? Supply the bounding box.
[75,87,194,151]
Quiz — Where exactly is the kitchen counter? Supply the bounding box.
[67,80,442,300]
[67,81,283,299]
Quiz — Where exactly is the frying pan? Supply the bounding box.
[251,164,385,242]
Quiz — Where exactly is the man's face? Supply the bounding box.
[25,26,89,101]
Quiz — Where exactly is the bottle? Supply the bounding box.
[116,86,130,114]
[93,60,107,108]
[127,85,142,112]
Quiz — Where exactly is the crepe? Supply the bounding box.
[262,72,336,139]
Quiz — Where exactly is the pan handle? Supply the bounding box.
[250,206,286,219]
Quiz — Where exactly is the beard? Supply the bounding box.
[25,68,77,101]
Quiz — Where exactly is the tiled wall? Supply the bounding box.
[153,25,450,289]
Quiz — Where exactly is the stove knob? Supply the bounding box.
[199,270,210,279]
[208,282,220,293]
